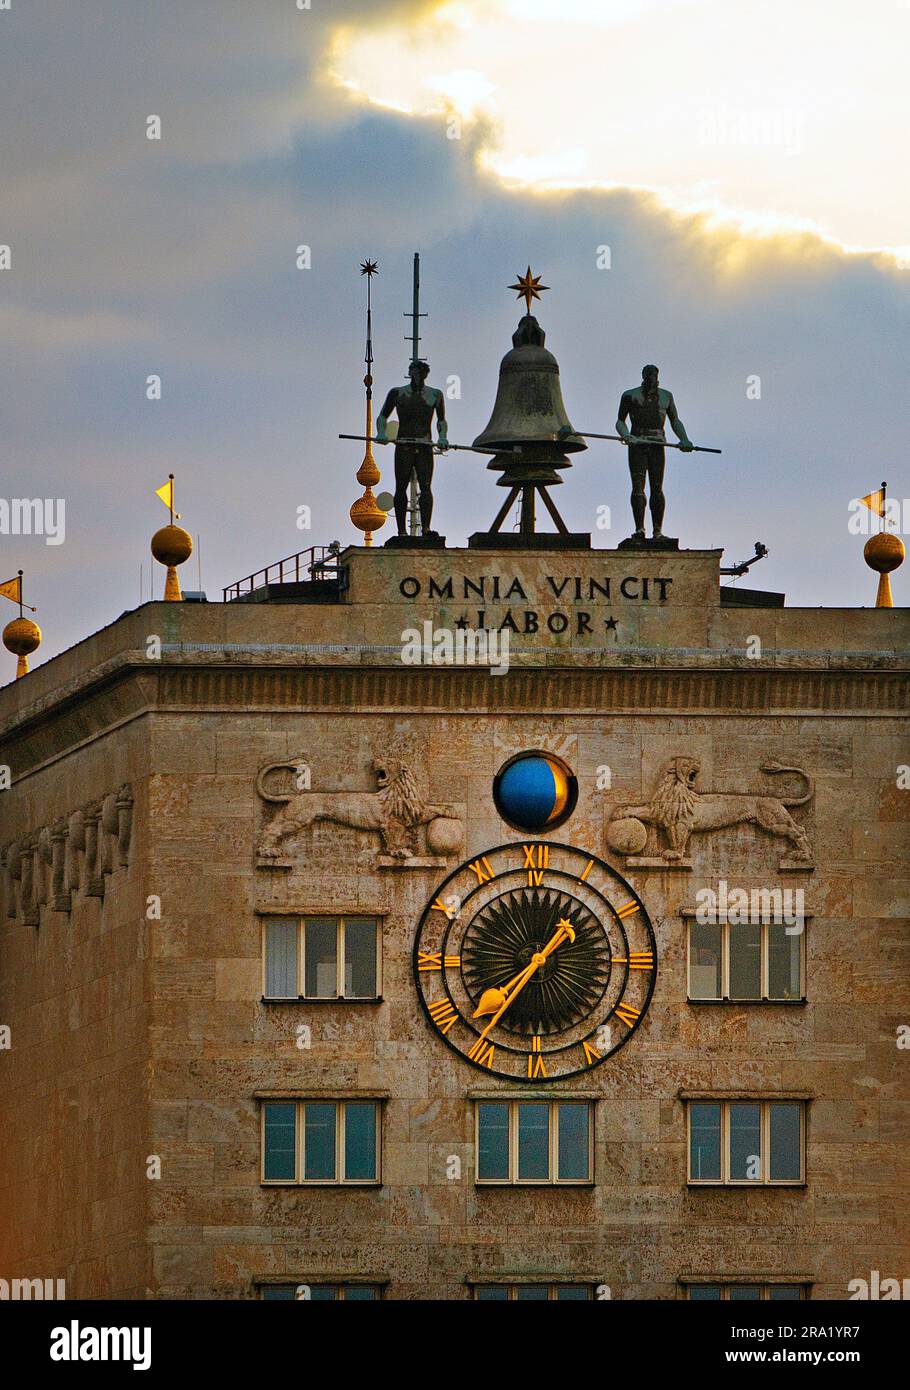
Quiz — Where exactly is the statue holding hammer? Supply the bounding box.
[616,364,694,544]
[377,361,448,537]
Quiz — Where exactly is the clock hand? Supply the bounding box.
[471,919,576,1039]
[468,917,572,1026]
[473,921,574,1018]
[540,919,576,957]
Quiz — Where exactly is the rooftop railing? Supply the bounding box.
[223,543,342,602]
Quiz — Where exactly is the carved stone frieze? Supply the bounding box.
[606,757,814,870]
[256,755,463,870]
[0,783,134,923]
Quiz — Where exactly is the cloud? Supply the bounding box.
[330,0,910,259]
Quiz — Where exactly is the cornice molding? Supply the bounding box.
[1,663,907,786]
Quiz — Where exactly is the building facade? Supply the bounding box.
[0,545,907,1299]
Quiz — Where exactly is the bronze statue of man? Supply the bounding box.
[377,361,448,536]
[616,364,693,541]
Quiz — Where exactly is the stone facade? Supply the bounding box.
[0,546,907,1299]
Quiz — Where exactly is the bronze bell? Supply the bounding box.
[473,314,586,486]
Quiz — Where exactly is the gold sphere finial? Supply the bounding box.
[3,616,42,679]
[350,490,387,547]
[863,531,904,608]
[150,474,192,601]
[151,524,193,601]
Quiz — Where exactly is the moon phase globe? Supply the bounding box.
[493,751,578,833]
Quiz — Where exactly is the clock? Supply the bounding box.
[413,842,657,1081]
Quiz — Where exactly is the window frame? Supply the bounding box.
[687,1099,806,1186]
[260,1098,382,1186]
[261,914,382,1002]
[259,1283,383,1301]
[685,1283,808,1301]
[472,1283,594,1301]
[474,1099,594,1186]
[687,915,806,1002]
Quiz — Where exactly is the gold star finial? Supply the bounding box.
[508,265,549,316]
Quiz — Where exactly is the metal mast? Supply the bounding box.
[403,252,428,536]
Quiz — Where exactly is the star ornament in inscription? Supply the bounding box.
[509,266,549,316]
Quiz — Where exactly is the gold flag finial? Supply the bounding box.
[2,571,42,678]
[858,486,885,518]
[151,474,193,600]
[861,481,904,606]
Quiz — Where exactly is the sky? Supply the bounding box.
[0,0,907,672]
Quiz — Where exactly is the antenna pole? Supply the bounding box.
[403,252,428,537]
[409,252,421,363]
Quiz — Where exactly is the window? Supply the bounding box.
[263,917,379,1000]
[474,1285,592,1301]
[688,1100,804,1185]
[262,1100,380,1184]
[688,918,803,1000]
[476,1101,592,1184]
[688,1285,806,1301]
[261,1285,380,1301]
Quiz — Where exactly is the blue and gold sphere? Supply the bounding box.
[493,751,578,833]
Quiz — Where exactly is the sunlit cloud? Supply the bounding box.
[329,0,910,261]
[425,68,498,117]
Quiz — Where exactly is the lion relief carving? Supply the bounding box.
[256,756,463,865]
[607,757,814,867]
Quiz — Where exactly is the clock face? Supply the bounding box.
[413,842,657,1082]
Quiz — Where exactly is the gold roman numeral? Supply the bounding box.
[468,856,495,885]
[582,1039,602,1066]
[468,1038,495,1068]
[428,999,459,1035]
[579,858,594,883]
[614,900,639,919]
[527,1036,547,1078]
[611,951,654,970]
[614,1003,641,1028]
[418,952,462,972]
[522,844,549,885]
